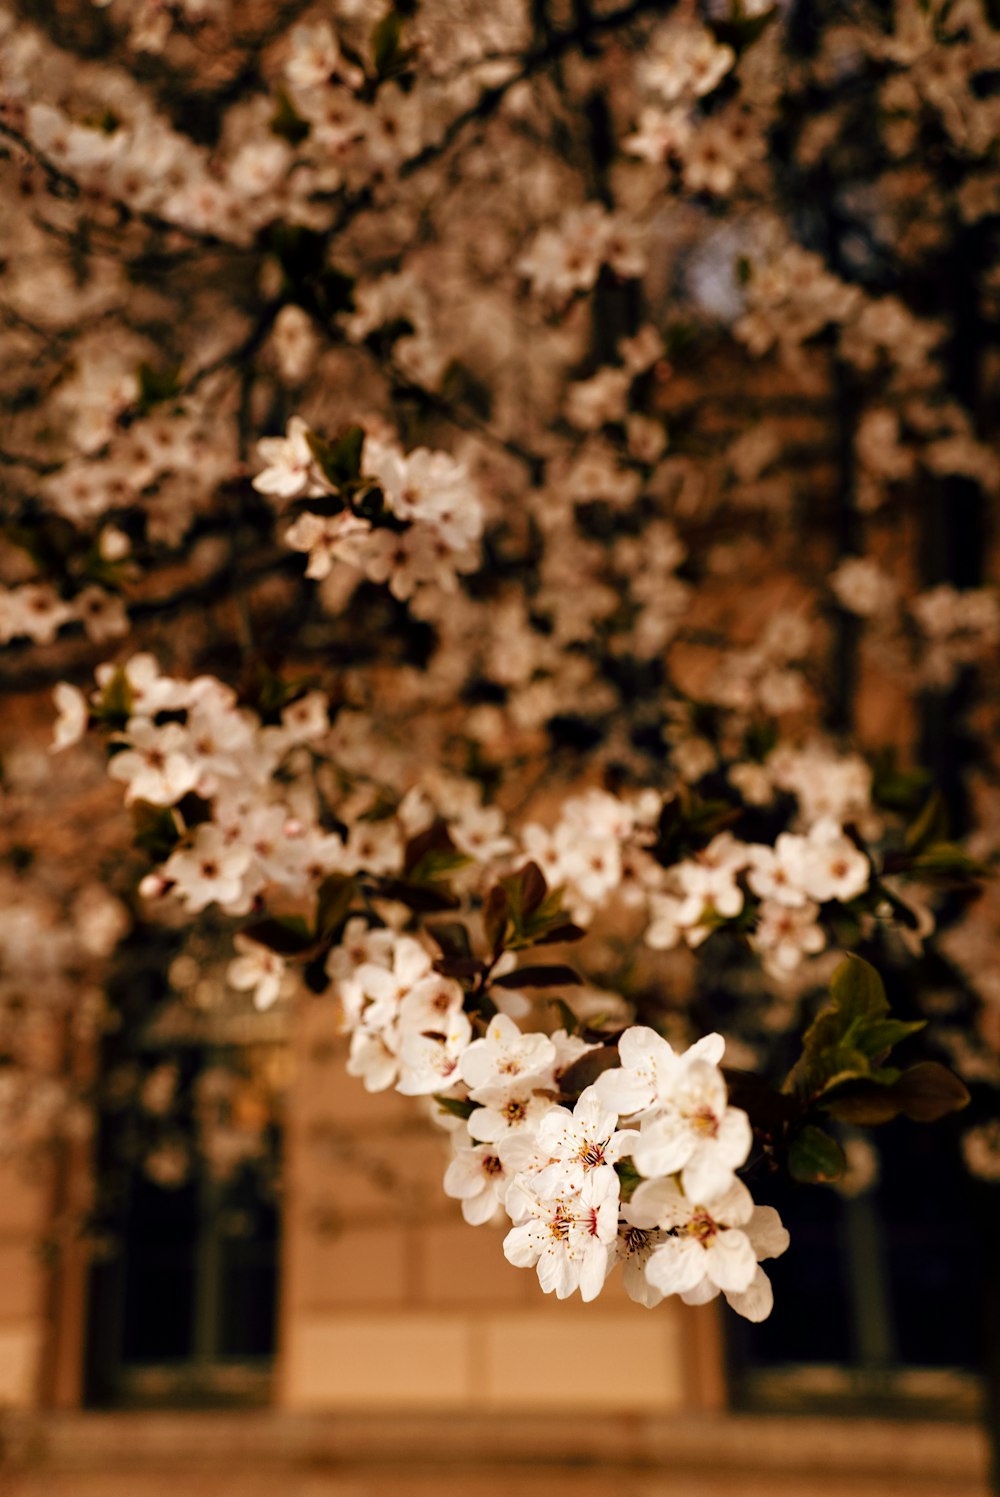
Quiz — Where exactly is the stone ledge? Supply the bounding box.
[0,1410,989,1485]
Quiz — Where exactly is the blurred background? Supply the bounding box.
[1,0,999,1491]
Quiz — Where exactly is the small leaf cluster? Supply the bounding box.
[732,955,971,1184]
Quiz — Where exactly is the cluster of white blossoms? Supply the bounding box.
[53,651,811,1320]
[0,582,127,649]
[54,655,388,918]
[296,920,791,1317]
[439,1018,788,1318]
[10,9,486,245]
[646,821,870,975]
[318,924,791,1318]
[254,419,484,602]
[514,783,874,977]
[516,203,646,304]
[51,655,528,937]
[55,652,887,983]
[50,644,965,1257]
[520,788,663,925]
[328,922,475,1097]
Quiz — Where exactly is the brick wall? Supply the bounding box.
[0,1159,51,1407]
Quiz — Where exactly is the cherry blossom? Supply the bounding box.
[503,1167,620,1303]
[459,1013,557,1100]
[107,721,200,806]
[625,1176,787,1319]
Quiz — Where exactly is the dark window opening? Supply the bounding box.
[728,1118,985,1417]
[86,1039,281,1409]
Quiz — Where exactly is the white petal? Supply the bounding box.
[462,1190,503,1226]
[538,1249,578,1299]
[626,1176,687,1230]
[684,1032,725,1067]
[578,1243,612,1302]
[594,1068,655,1117]
[680,1275,720,1307]
[680,1149,738,1206]
[645,1238,706,1296]
[745,1205,790,1261]
[503,1223,538,1269]
[705,1228,757,1292]
[467,1107,506,1143]
[619,1025,676,1069]
[724,1264,774,1321]
[630,1117,692,1179]
[715,1107,753,1169]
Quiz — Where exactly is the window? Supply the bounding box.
[85,966,286,1408]
[727,1118,985,1417]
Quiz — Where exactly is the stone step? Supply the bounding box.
[0,1411,990,1497]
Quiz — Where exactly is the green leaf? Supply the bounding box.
[401,824,472,887]
[426,922,472,961]
[131,801,180,861]
[904,791,948,854]
[138,361,182,414]
[788,1125,846,1184]
[270,89,310,145]
[871,751,933,813]
[909,841,989,882]
[237,662,312,723]
[496,867,579,951]
[614,1156,644,1203]
[785,955,927,1102]
[316,874,356,940]
[306,426,365,491]
[483,883,510,957]
[829,953,888,1022]
[854,1017,926,1060]
[432,1093,476,1121]
[404,822,458,878]
[372,10,404,75]
[241,915,313,956]
[745,719,778,762]
[685,796,741,840]
[409,849,473,885]
[79,541,129,592]
[818,1063,899,1097]
[95,665,134,729]
[492,964,583,989]
[558,1046,621,1101]
[823,1062,971,1125]
[549,997,583,1034]
[498,862,547,928]
[655,791,740,862]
